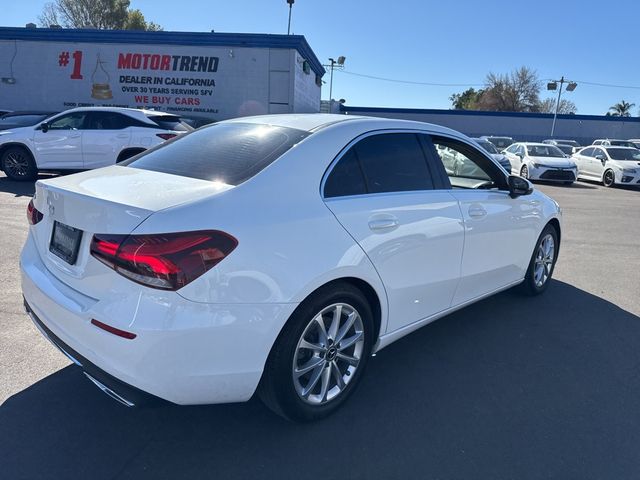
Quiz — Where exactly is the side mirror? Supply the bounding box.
[40,122,49,133]
[595,154,606,164]
[508,175,533,198]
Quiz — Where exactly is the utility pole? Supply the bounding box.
[287,0,294,34]
[547,77,577,137]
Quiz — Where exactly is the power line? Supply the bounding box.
[337,69,484,87]
[339,69,640,91]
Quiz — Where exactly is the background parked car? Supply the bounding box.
[592,139,637,148]
[543,139,581,154]
[503,142,577,184]
[480,135,514,150]
[472,137,512,172]
[572,146,640,187]
[0,107,192,181]
[628,139,640,149]
[0,111,58,131]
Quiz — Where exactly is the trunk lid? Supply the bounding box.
[31,165,232,297]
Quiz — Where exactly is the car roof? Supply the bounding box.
[54,106,178,117]
[220,113,466,137]
[1,110,57,116]
[516,142,552,146]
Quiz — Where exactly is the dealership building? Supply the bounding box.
[0,27,325,120]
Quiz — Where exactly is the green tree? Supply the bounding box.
[39,0,162,31]
[449,87,483,110]
[607,100,635,117]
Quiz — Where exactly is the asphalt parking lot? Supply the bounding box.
[1,173,639,479]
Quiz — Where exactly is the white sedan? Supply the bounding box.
[0,107,191,180]
[503,142,578,184]
[21,114,562,421]
[572,145,640,187]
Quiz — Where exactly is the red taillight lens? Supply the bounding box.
[90,231,238,290]
[156,133,177,141]
[27,199,43,225]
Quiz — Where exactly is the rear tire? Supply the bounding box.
[520,224,559,296]
[259,282,374,422]
[1,146,37,181]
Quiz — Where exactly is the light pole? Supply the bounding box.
[286,0,294,35]
[326,56,346,102]
[547,76,577,137]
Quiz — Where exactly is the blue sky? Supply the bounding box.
[5,0,640,115]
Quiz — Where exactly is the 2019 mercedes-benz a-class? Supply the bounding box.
[21,114,562,421]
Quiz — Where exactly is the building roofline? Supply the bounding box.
[0,26,326,76]
[340,105,640,123]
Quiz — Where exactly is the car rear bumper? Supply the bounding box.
[20,233,297,406]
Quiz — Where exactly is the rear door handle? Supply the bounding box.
[368,218,399,232]
[468,206,487,218]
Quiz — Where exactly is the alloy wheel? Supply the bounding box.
[533,234,555,287]
[292,303,365,405]
[3,151,30,178]
[520,165,529,179]
[603,170,615,187]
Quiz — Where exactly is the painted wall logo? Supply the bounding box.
[117,53,219,72]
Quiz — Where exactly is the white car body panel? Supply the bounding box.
[21,114,562,406]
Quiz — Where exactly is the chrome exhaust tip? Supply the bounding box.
[83,372,135,407]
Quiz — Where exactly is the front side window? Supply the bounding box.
[505,144,519,154]
[47,112,88,130]
[593,148,606,158]
[431,136,506,190]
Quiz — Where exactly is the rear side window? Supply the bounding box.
[324,149,367,198]
[124,123,310,185]
[356,133,434,194]
[147,115,192,132]
[324,133,434,197]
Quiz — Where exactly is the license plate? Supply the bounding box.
[50,221,83,265]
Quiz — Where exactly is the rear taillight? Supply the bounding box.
[27,199,43,225]
[90,231,237,291]
[156,133,177,141]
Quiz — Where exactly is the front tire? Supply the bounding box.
[520,224,559,295]
[259,283,374,422]
[1,146,37,181]
[520,164,529,179]
[602,169,615,187]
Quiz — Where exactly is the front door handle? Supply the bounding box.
[368,218,399,232]
[468,205,487,218]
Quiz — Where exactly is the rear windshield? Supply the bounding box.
[477,140,498,154]
[555,144,573,155]
[124,123,310,185]
[146,114,192,132]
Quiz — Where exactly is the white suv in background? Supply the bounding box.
[0,107,191,180]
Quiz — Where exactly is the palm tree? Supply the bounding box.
[608,100,636,117]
